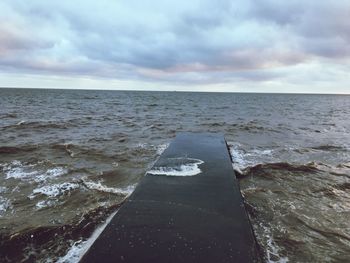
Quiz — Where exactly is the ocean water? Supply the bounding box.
[0,88,349,262]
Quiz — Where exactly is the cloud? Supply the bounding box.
[0,0,349,89]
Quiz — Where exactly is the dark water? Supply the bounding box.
[0,88,349,262]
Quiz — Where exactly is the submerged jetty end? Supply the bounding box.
[80,132,260,263]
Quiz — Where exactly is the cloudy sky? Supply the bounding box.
[0,0,349,93]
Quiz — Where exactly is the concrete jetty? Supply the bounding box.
[80,133,260,263]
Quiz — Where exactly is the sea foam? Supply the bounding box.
[147,158,204,176]
[29,182,80,199]
[0,196,12,216]
[82,181,135,197]
[56,210,118,263]
[2,160,66,183]
[0,186,7,193]
[229,143,274,169]
[156,143,169,155]
[28,182,80,209]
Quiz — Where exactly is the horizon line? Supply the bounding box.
[0,86,349,96]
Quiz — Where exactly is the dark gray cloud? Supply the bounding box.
[0,0,350,86]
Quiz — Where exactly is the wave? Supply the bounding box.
[301,162,350,178]
[81,181,135,197]
[259,224,289,263]
[334,182,350,191]
[292,215,350,242]
[48,141,165,164]
[57,210,118,263]
[156,143,169,155]
[206,121,227,127]
[0,203,123,263]
[50,143,116,159]
[228,143,275,169]
[310,145,347,152]
[1,160,67,183]
[3,120,73,130]
[292,144,348,154]
[51,143,81,158]
[0,113,18,119]
[243,162,320,176]
[0,145,38,154]
[24,177,135,210]
[237,161,350,182]
[230,122,280,133]
[0,186,7,193]
[240,162,350,200]
[31,182,79,198]
[240,160,350,262]
[0,196,12,216]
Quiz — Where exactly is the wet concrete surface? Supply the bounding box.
[80,133,260,263]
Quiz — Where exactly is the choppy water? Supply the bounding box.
[0,88,349,262]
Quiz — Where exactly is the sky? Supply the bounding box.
[0,0,350,93]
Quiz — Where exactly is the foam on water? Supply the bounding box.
[28,182,80,209]
[3,160,36,180]
[16,120,26,125]
[35,199,58,209]
[229,143,275,169]
[136,143,148,149]
[249,221,289,263]
[82,181,135,197]
[229,143,248,168]
[252,149,273,155]
[266,235,289,263]
[0,186,7,193]
[2,160,66,183]
[56,210,118,263]
[259,223,289,263]
[43,167,67,178]
[0,196,12,216]
[156,143,169,155]
[29,182,80,199]
[33,167,67,183]
[147,158,204,176]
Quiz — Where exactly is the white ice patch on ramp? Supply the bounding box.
[147,158,204,176]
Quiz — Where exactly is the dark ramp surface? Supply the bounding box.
[80,133,260,263]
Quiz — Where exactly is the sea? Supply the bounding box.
[0,88,349,262]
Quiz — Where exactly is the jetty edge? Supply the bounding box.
[80,132,261,263]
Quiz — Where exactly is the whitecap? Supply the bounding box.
[156,143,169,155]
[3,160,36,180]
[229,143,249,168]
[29,182,79,199]
[0,196,12,216]
[228,143,275,169]
[266,235,289,263]
[82,181,135,197]
[16,120,26,125]
[136,143,148,149]
[35,199,58,209]
[252,149,273,155]
[252,223,289,263]
[147,158,204,176]
[232,164,243,176]
[34,167,67,183]
[2,160,66,183]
